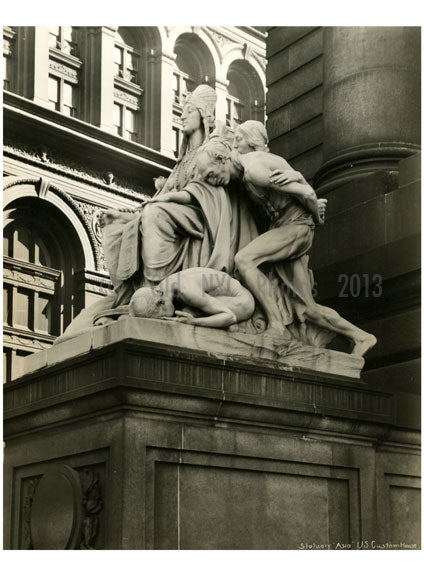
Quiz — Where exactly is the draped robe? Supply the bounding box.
[102,180,258,303]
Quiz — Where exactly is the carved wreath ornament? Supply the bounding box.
[24,465,103,549]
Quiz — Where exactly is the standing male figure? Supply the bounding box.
[195,139,376,356]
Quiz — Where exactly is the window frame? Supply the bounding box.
[47,74,78,118]
[113,38,140,85]
[112,99,140,142]
[48,26,78,57]
[226,94,245,128]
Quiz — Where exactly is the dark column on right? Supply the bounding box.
[316,26,420,191]
[266,27,420,407]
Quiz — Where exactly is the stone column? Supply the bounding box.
[215,78,230,127]
[143,49,162,151]
[16,27,50,104]
[85,27,116,132]
[159,51,176,157]
[316,27,421,192]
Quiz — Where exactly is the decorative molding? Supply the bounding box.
[83,282,111,294]
[3,26,16,40]
[113,89,141,108]
[49,46,82,69]
[78,469,103,550]
[3,329,55,349]
[3,38,13,56]
[211,31,232,50]
[91,209,104,243]
[75,203,109,272]
[22,476,41,550]
[251,51,267,73]
[74,269,113,290]
[3,267,57,292]
[3,256,61,281]
[3,27,16,58]
[3,144,149,202]
[36,176,51,199]
[76,202,102,239]
[243,42,253,61]
[48,60,79,82]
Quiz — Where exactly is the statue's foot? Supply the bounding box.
[352,334,377,357]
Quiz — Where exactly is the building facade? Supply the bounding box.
[3,26,267,382]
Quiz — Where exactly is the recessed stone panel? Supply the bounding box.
[153,462,355,550]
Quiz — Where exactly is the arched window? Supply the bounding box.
[3,198,85,383]
[48,26,82,119]
[226,60,265,128]
[172,33,216,157]
[113,28,143,143]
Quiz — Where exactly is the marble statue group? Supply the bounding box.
[57,85,376,358]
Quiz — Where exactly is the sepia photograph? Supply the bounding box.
[1,1,422,564]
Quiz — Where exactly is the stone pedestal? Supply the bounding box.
[3,321,420,549]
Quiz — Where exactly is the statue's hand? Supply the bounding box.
[143,188,181,206]
[174,310,196,324]
[161,311,195,324]
[317,198,328,225]
[269,169,303,187]
[153,175,167,192]
[102,208,138,225]
[141,197,157,206]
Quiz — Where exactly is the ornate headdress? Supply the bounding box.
[236,120,269,152]
[177,84,217,162]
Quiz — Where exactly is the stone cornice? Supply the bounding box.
[114,76,144,99]
[49,47,82,71]
[4,337,420,444]
[3,92,175,179]
[3,146,147,204]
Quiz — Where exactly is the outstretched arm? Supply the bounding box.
[144,190,193,205]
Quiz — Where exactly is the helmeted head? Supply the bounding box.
[177,84,217,161]
[129,287,175,319]
[233,120,269,154]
